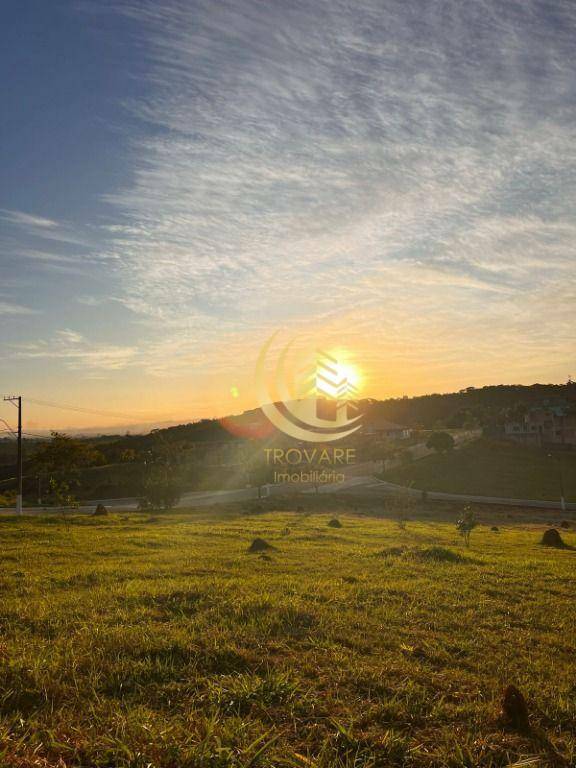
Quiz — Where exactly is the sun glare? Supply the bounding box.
[327,350,363,395]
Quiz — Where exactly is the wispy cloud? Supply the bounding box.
[89,0,576,385]
[0,300,39,316]
[0,209,60,230]
[6,1,576,408]
[12,329,138,373]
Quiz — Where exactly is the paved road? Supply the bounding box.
[0,462,381,516]
[1,488,258,516]
[323,475,576,512]
[7,431,569,515]
[3,474,573,515]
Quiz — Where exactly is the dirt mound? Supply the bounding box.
[500,684,530,733]
[541,528,566,548]
[247,538,276,554]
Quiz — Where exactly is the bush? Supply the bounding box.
[456,506,478,547]
[426,431,455,454]
[0,491,16,508]
[139,476,182,511]
[413,546,469,564]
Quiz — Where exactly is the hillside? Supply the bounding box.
[384,437,576,501]
[365,382,576,429]
[3,383,576,502]
[85,381,576,452]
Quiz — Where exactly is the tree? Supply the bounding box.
[32,432,104,504]
[426,431,455,454]
[139,470,182,511]
[456,506,478,547]
[33,432,104,475]
[45,477,78,508]
[138,436,183,511]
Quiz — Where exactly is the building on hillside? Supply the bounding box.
[504,401,576,448]
[363,416,412,440]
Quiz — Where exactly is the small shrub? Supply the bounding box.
[328,517,342,528]
[560,520,571,529]
[376,546,407,558]
[456,506,478,547]
[413,546,469,564]
[46,478,78,509]
[92,503,108,517]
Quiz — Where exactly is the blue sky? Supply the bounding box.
[1,1,576,430]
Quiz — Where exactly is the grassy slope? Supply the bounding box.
[0,505,575,767]
[385,438,576,501]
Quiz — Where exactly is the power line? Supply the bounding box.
[0,419,17,437]
[4,396,140,422]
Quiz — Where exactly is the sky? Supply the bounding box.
[1,0,575,432]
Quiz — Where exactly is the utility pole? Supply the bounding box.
[3,396,22,514]
[548,451,567,513]
[559,460,566,512]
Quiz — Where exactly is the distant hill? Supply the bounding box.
[97,381,576,456]
[5,381,576,471]
[2,382,575,499]
[363,382,576,430]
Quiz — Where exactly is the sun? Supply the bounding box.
[333,361,362,392]
[315,349,364,400]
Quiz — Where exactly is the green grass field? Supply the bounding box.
[0,501,575,767]
[385,439,576,501]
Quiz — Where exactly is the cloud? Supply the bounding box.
[0,209,60,230]
[12,329,138,373]
[10,1,576,397]
[0,209,100,257]
[0,300,39,316]
[95,0,576,352]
